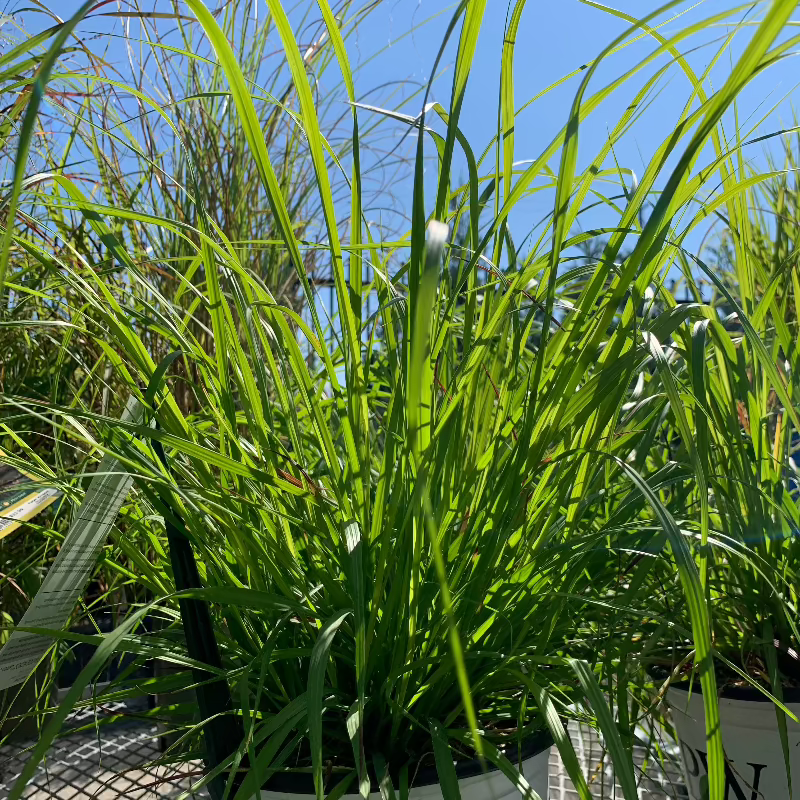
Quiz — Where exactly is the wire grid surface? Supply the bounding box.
[549,723,689,800]
[0,703,205,799]
[1,715,687,799]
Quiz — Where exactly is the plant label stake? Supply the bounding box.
[0,395,142,690]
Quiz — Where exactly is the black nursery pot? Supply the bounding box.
[0,664,51,742]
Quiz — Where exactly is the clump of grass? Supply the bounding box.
[634,128,800,696]
[2,3,799,800]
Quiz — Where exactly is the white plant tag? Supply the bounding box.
[0,396,142,690]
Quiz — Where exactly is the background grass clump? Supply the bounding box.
[2,3,800,800]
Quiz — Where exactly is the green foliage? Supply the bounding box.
[1,3,799,800]
[637,126,800,686]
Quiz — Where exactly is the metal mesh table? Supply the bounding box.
[0,703,205,799]
[548,723,689,799]
[2,714,687,799]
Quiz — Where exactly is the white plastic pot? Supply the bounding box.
[257,742,550,800]
[668,685,800,799]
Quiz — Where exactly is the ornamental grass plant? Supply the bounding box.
[2,2,800,800]
[630,130,800,741]
[0,0,410,749]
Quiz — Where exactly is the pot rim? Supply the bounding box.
[666,680,800,704]
[260,729,554,794]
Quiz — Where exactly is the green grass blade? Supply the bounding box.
[518,673,591,800]
[430,720,463,800]
[0,1,94,301]
[309,610,351,800]
[570,659,638,800]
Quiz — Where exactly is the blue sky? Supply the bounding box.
[10,0,800,273]
[348,1,800,253]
